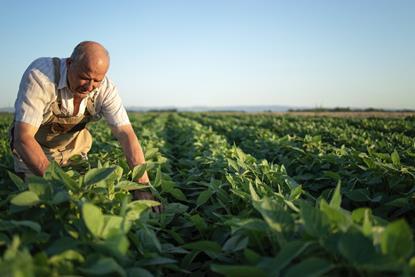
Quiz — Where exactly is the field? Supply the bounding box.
[0,112,415,276]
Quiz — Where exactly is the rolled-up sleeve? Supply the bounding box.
[101,84,130,127]
[14,68,50,128]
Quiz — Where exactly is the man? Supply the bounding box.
[10,41,159,211]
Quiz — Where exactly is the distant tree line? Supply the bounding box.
[147,108,178,113]
[288,107,415,112]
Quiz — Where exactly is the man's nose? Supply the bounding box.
[87,80,94,92]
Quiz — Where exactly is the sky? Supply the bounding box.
[0,0,414,109]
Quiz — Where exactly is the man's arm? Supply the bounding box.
[110,124,149,184]
[13,122,50,176]
[110,124,162,212]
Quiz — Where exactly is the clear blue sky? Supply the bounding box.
[0,0,414,109]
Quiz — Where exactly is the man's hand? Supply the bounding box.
[131,190,163,213]
[137,171,150,185]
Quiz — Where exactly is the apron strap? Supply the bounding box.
[52,57,61,86]
[52,57,63,110]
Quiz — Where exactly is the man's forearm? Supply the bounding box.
[114,125,149,184]
[113,124,159,210]
[14,136,49,176]
[120,133,146,168]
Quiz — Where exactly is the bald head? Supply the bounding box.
[70,41,109,72]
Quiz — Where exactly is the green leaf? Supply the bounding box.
[126,267,153,277]
[49,250,84,264]
[10,220,41,233]
[135,256,177,266]
[320,200,352,232]
[190,214,207,233]
[84,167,117,186]
[391,150,400,167]
[352,208,373,236]
[0,236,34,275]
[45,161,79,191]
[54,168,79,191]
[100,215,124,238]
[410,257,415,270]
[0,220,41,233]
[268,240,311,275]
[28,176,53,199]
[182,240,222,254]
[125,202,151,221]
[381,219,413,260]
[114,166,124,182]
[225,218,268,233]
[235,147,247,162]
[116,181,149,191]
[227,159,239,172]
[344,189,370,202]
[299,202,329,237]
[284,257,333,277]
[102,233,130,255]
[211,264,266,277]
[51,191,69,205]
[10,191,40,206]
[249,182,260,201]
[153,167,162,187]
[289,185,303,201]
[130,199,161,208]
[329,181,341,208]
[338,232,377,265]
[222,234,249,252]
[132,163,147,180]
[244,248,261,264]
[82,202,104,238]
[254,197,293,235]
[136,227,162,253]
[79,257,125,276]
[173,188,188,201]
[162,182,187,201]
[7,171,26,191]
[196,189,212,207]
[46,237,78,255]
[144,147,159,160]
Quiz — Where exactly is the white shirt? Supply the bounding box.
[14,57,130,127]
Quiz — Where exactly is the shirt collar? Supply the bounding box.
[57,58,69,90]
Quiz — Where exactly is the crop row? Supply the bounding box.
[185,113,415,223]
[194,113,415,163]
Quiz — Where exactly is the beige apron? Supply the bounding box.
[11,57,100,174]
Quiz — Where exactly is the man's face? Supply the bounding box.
[66,58,107,99]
